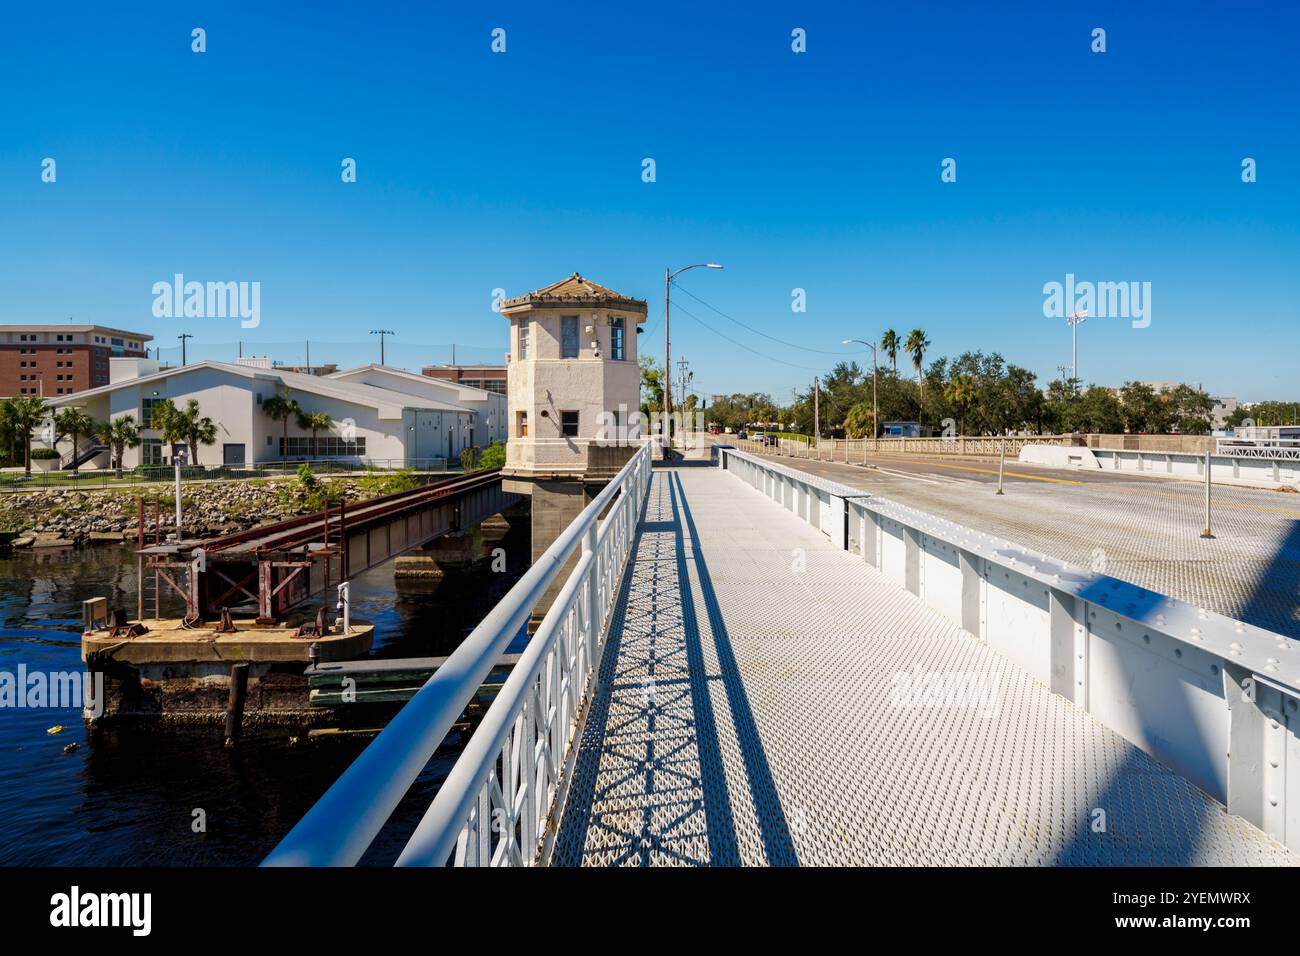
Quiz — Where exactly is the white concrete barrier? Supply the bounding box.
[719,445,1300,853]
[1018,444,1101,469]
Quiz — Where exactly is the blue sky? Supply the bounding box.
[1,1,1296,402]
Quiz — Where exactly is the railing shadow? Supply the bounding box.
[553,473,739,866]
[669,471,799,866]
[1236,518,1300,641]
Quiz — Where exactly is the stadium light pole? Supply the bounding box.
[1067,311,1087,383]
[664,263,722,456]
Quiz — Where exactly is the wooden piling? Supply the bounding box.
[223,662,250,746]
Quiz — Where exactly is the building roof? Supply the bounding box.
[329,363,503,401]
[0,323,153,341]
[501,273,647,313]
[46,360,470,417]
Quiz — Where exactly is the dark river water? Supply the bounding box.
[0,527,529,866]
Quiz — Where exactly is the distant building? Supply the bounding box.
[880,421,937,438]
[422,363,507,394]
[1210,395,1239,429]
[0,324,152,397]
[43,360,497,469]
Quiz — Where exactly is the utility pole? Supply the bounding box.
[305,340,311,375]
[178,333,193,366]
[369,329,394,365]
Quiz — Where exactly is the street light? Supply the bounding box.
[664,263,722,455]
[842,338,879,443]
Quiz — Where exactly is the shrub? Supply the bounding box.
[479,440,506,470]
[30,448,60,460]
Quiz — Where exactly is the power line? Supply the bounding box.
[670,282,872,357]
[668,301,828,372]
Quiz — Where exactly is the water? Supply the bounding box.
[0,528,528,866]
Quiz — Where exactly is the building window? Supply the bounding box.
[561,316,579,359]
[516,411,528,438]
[611,317,625,361]
[142,396,166,428]
[278,436,366,458]
[560,410,579,437]
[517,320,529,360]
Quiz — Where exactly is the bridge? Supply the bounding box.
[138,470,517,623]
[263,441,1300,866]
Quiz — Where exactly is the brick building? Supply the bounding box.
[421,363,507,394]
[0,324,152,397]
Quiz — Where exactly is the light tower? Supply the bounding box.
[1066,310,1087,382]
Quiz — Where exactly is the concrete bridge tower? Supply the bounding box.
[500,273,647,613]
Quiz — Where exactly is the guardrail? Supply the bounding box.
[732,435,1074,461]
[263,440,653,867]
[1093,447,1299,487]
[719,446,1300,853]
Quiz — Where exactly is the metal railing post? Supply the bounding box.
[1201,452,1215,539]
[996,440,1006,495]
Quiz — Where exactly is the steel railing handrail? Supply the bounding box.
[262,440,652,867]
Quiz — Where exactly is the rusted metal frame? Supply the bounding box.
[208,567,259,608]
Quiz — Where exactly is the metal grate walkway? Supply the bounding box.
[551,466,1296,866]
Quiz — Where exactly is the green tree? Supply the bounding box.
[96,414,141,478]
[639,355,665,415]
[943,374,977,434]
[880,329,900,374]
[296,410,333,459]
[479,440,506,469]
[2,396,49,477]
[843,402,876,438]
[155,398,217,466]
[262,389,302,465]
[54,407,98,469]
[904,329,931,420]
[1167,384,1214,435]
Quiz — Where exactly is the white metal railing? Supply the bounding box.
[263,440,653,867]
[719,446,1300,853]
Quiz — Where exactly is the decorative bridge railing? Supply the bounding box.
[263,441,653,867]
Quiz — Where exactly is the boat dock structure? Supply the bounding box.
[262,441,1300,866]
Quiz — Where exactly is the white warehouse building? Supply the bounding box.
[43,359,507,469]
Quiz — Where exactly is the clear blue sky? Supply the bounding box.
[1,1,1296,402]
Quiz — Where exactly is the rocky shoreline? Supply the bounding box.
[0,476,395,549]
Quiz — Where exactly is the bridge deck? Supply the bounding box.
[552,465,1295,866]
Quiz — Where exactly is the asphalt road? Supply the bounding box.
[731,442,1300,640]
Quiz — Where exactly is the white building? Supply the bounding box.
[43,359,501,469]
[501,273,645,479]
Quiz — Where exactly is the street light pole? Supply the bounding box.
[842,338,879,444]
[664,263,722,457]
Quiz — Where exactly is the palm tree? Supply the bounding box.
[944,374,977,435]
[156,399,217,466]
[880,329,900,374]
[262,389,301,466]
[96,415,141,478]
[3,396,49,477]
[904,328,931,419]
[296,410,333,460]
[54,407,98,470]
